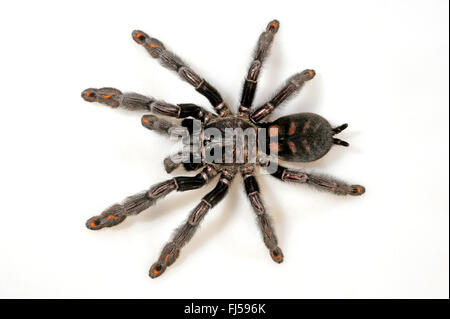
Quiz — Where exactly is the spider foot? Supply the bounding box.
[303,69,316,81]
[270,247,284,264]
[81,87,123,108]
[349,185,365,196]
[149,243,180,278]
[141,114,187,137]
[149,262,166,278]
[266,19,280,33]
[85,204,126,230]
[132,30,165,58]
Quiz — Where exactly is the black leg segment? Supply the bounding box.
[86,166,218,230]
[239,20,279,116]
[132,30,231,116]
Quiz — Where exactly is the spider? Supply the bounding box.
[81,19,365,279]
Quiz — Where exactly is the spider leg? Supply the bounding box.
[86,165,219,230]
[262,162,365,196]
[131,31,231,117]
[250,69,316,123]
[163,150,188,173]
[241,166,283,263]
[149,168,235,278]
[141,114,187,137]
[164,150,205,173]
[81,88,216,123]
[239,20,279,117]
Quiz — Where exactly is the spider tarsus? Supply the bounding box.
[141,114,186,136]
[85,204,126,230]
[270,247,284,264]
[131,30,147,44]
[163,156,182,173]
[303,69,316,80]
[349,185,365,196]
[81,88,95,100]
[266,19,280,33]
[81,87,122,108]
[149,263,166,279]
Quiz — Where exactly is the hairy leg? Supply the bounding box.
[250,69,315,122]
[163,149,206,173]
[163,151,188,173]
[140,114,187,137]
[264,162,365,196]
[81,87,215,122]
[149,168,235,278]
[241,166,283,263]
[131,31,231,117]
[239,20,279,117]
[86,165,219,230]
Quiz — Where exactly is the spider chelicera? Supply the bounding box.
[81,19,365,278]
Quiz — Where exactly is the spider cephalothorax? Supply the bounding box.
[81,19,365,279]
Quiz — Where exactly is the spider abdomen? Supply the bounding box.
[267,113,333,162]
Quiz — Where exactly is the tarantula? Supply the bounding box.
[81,19,365,279]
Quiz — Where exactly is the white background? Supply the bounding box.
[0,0,448,298]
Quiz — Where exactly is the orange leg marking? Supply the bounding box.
[105,215,118,221]
[90,221,96,228]
[149,43,159,48]
[101,94,113,98]
[142,118,150,124]
[164,254,172,263]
